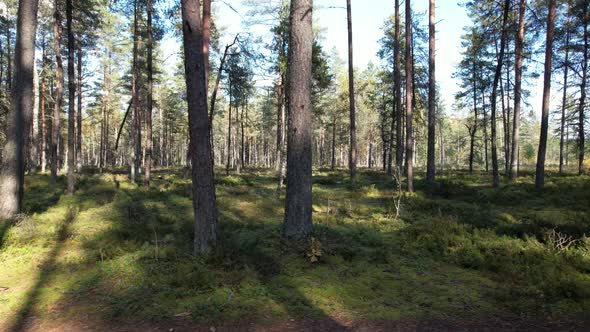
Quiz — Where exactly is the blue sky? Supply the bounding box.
[161,0,545,118]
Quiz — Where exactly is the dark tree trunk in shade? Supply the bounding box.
[404,0,414,192]
[181,0,218,255]
[284,0,314,239]
[66,0,75,194]
[426,0,436,184]
[578,4,588,175]
[511,0,526,180]
[394,0,403,172]
[51,1,64,183]
[0,0,39,218]
[535,0,556,189]
[131,0,140,183]
[226,87,232,176]
[76,33,82,172]
[346,0,357,184]
[145,0,154,186]
[489,0,510,187]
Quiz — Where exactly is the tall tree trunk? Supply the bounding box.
[346,0,357,184]
[76,33,82,172]
[145,0,154,186]
[404,0,414,192]
[40,59,47,172]
[331,113,336,170]
[66,0,75,194]
[51,1,64,183]
[394,0,403,171]
[181,0,218,255]
[535,0,556,189]
[131,0,140,182]
[490,0,510,187]
[559,29,570,175]
[426,0,436,184]
[0,0,39,218]
[511,0,526,180]
[469,62,478,174]
[284,0,313,239]
[578,4,588,175]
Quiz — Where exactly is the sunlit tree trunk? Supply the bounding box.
[404,0,414,192]
[145,0,154,185]
[394,0,403,172]
[535,0,556,189]
[66,0,76,194]
[346,0,357,184]
[426,0,436,184]
[511,0,526,180]
[181,0,218,255]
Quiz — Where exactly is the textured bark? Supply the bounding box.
[75,33,82,172]
[181,0,219,255]
[511,0,526,180]
[489,0,510,187]
[394,0,403,171]
[145,0,154,186]
[51,1,64,183]
[40,58,47,172]
[404,0,414,192]
[346,0,357,184]
[0,0,39,218]
[578,4,588,175]
[426,0,436,184]
[535,0,556,189]
[284,0,313,239]
[66,0,75,194]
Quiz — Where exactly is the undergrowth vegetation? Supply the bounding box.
[1,169,589,328]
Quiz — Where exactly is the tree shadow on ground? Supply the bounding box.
[7,206,77,332]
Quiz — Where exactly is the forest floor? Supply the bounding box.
[1,168,590,331]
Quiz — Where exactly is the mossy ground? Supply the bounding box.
[1,168,589,330]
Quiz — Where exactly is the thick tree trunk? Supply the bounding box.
[66,0,75,194]
[284,0,313,239]
[404,0,414,192]
[426,0,436,184]
[394,0,403,171]
[489,0,510,187]
[346,0,357,184]
[51,2,64,183]
[535,0,556,189]
[145,0,154,186]
[76,33,82,172]
[181,0,218,255]
[0,0,39,218]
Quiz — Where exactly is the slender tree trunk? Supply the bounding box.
[490,0,510,187]
[5,22,11,92]
[76,33,82,172]
[284,0,313,239]
[511,0,526,180]
[0,0,39,218]
[331,113,336,170]
[469,62,478,174]
[346,0,357,184]
[181,0,218,255]
[226,88,232,176]
[426,0,436,184]
[145,0,154,185]
[40,61,46,172]
[131,0,140,182]
[405,0,414,192]
[578,4,588,175]
[394,0,403,171]
[51,2,64,183]
[559,30,570,175]
[66,0,75,194]
[535,0,556,189]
